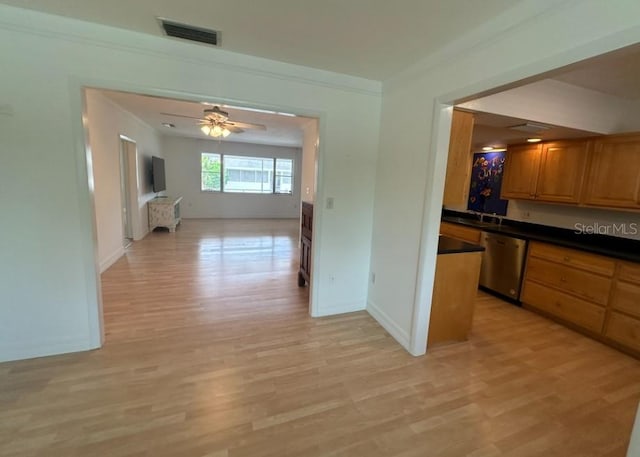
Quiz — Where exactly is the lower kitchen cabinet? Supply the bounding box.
[605,312,640,353]
[604,262,640,353]
[439,222,481,244]
[525,256,612,306]
[522,280,606,333]
[522,242,612,334]
[522,242,640,358]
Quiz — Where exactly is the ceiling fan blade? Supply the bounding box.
[227,121,267,131]
[226,126,244,133]
[161,112,202,120]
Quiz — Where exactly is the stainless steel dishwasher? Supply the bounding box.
[479,231,528,301]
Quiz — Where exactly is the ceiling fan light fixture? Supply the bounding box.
[201,121,231,138]
[212,125,223,137]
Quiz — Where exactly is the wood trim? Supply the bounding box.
[442,109,474,207]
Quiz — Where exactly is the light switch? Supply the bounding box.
[326,197,334,209]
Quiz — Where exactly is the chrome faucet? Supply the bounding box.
[473,211,484,223]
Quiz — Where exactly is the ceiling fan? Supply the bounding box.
[161,106,266,138]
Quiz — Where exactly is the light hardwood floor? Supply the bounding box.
[1,219,639,457]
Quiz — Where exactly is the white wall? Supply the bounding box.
[85,90,162,272]
[459,79,640,134]
[162,136,301,219]
[367,0,640,355]
[506,201,640,241]
[629,403,640,457]
[0,4,381,362]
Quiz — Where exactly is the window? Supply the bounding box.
[275,158,293,194]
[224,155,273,193]
[200,153,294,194]
[201,153,221,191]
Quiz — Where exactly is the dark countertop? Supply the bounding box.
[442,209,640,263]
[438,235,485,255]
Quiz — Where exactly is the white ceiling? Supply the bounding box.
[552,45,640,100]
[99,90,311,148]
[1,0,522,80]
[470,111,599,151]
[467,43,640,150]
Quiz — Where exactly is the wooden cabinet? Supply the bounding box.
[522,242,613,334]
[501,140,589,204]
[500,133,640,212]
[527,241,616,277]
[439,222,481,244]
[525,256,612,306]
[298,202,313,287]
[536,141,589,203]
[500,143,542,200]
[442,109,474,208]
[605,313,640,352]
[604,262,640,352]
[583,134,640,209]
[523,242,640,357]
[522,280,606,333]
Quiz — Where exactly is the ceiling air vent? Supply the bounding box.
[159,19,219,46]
[508,122,551,133]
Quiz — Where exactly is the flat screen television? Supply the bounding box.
[152,156,166,192]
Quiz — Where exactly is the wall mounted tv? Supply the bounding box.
[152,156,166,192]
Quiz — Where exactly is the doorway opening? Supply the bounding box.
[119,136,136,248]
[82,87,320,345]
[418,42,640,355]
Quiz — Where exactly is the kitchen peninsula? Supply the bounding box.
[428,236,485,347]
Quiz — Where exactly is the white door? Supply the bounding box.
[119,138,136,246]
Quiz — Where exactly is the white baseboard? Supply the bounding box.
[99,245,125,273]
[133,228,148,241]
[312,299,366,317]
[367,299,411,351]
[0,336,97,363]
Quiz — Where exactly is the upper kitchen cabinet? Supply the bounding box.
[500,143,541,200]
[583,134,640,210]
[536,140,589,204]
[502,140,589,204]
[442,109,474,207]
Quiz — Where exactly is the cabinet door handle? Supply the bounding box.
[563,256,570,262]
[560,277,567,282]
